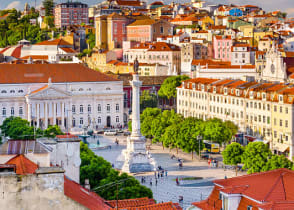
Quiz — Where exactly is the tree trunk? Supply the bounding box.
[162,142,164,150]
[176,147,178,154]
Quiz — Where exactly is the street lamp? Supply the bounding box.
[197,135,202,160]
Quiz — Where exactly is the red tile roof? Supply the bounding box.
[0,64,118,84]
[5,154,38,175]
[60,47,77,53]
[64,176,109,210]
[20,55,49,60]
[193,169,294,210]
[35,38,72,46]
[106,197,155,208]
[123,201,182,210]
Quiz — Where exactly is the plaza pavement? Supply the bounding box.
[90,135,246,209]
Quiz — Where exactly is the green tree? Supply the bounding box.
[44,125,64,138]
[178,117,204,159]
[262,154,293,171]
[222,142,244,175]
[242,142,272,174]
[43,0,54,16]
[80,142,153,200]
[162,123,181,154]
[140,90,158,111]
[158,75,189,99]
[44,16,54,28]
[224,121,238,140]
[204,118,232,145]
[140,108,161,138]
[86,32,95,50]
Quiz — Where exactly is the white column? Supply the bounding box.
[68,101,72,132]
[53,102,56,125]
[131,73,142,137]
[45,102,48,128]
[36,103,40,128]
[61,102,65,129]
[27,102,32,124]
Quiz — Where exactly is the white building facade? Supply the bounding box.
[0,64,124,132]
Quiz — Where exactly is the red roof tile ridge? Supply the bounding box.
[263,172,287,202]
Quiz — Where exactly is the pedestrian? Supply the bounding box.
[141,177,144,183]
[154,171,156,178]
[111,163,114,168]
[158,173,160,179]
[150,178,152,186]
[161,172,163,177]
[165,170,168,177]
[176,177,179,186]
[155,179,158,186]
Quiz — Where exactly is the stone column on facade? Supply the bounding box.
[61,102,65,129]
[53,102,56,125]
[44,102,48,128]
[67,101,72,132]
[36,103,40,128]
[27,101,32,125]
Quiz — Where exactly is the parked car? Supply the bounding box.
[104,130,117,136]
[123,131,131,136]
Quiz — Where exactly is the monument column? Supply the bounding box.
[61,102,65,129]
[36,103,40,128]
[27,102,32,125]
[119,58,156,173]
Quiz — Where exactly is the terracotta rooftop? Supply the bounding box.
[64,176,109,210]
[128,19,155,26]
[106,197,155,208]
[193,169,294,210]
[115,74,170,86]
[35,38,72,46]
[0,64,119,84]
[20,55,49,60]
[122,201,182,210]
[5,154,38,175]
[60,47,77,53]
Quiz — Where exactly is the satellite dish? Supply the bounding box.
[74,158,81,167]
[66,144,74,157]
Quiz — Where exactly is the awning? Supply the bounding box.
[275,143,290,153]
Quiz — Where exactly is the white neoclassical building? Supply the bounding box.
[0,64,124,132]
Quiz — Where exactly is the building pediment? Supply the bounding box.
[27,85,71,99]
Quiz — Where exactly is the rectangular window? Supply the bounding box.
[116,116,119,123]
[80,118,83,125]
[280,106,282,113]
[285,120,288,128]
[72,105,76,113]
[286,107,288,114]
[98,104,101,113]
[107,104,110,113]
[280,120,283,127]
[80,105,83,114]
[19,107,23,115]
[116,104,119,112]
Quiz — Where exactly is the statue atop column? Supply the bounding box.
[133,58,139,73]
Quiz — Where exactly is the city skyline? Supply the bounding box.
[2,0,294,17]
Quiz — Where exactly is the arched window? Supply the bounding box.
[80,105,83,114]
[10,90,15,93]
[1,90,7,94]
[18,90,24,93]
[2,107,6,116]
[88,105,91,113]
[97,104,101,113]
[11,107,14,116]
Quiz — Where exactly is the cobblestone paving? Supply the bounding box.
[91,135,244,209]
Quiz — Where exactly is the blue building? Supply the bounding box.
[229,8,243,17]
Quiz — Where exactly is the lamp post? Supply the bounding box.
[197,135,202,160]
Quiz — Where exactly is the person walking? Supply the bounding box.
[155,178,158,186]
[150,178,152,186]
[154,171,157,178]
[176,177,179,186]
[141,177,144,184]
[158,173,160,179]
[165,170,168,177]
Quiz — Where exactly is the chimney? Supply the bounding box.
[84,179,90,190]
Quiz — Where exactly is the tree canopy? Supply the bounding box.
[158,75,189,99]
[222,142,244,166]
[43,0,54,16]
[80,142,152,200]
[140,90,158,111]
[0,117,64,139]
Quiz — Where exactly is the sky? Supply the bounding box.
[1,0,294,17]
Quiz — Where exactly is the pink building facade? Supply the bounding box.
[213,35,232,61]
[54,2,88,29]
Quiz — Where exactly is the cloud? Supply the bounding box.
[5,1,22,10]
